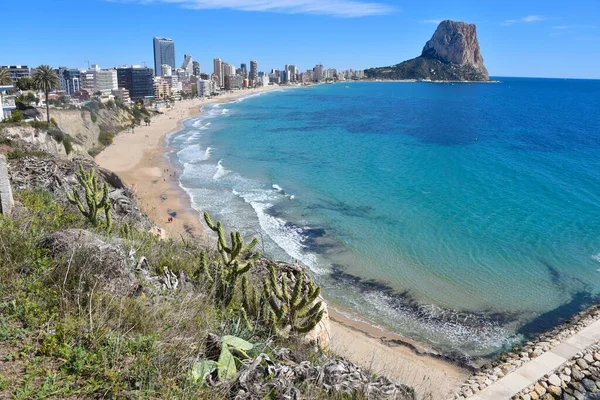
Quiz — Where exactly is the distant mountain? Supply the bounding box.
[365,20,489,81]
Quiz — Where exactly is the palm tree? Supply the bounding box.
[32,65,60,123]
[0,69,11,86]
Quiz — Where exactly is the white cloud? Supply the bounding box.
[503,15,544,25]
[423,19,442,24]
[112,0,396,17]
[522,15,544,22]
[552,25,597,30]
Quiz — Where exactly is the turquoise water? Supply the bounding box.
[167,78,600,361]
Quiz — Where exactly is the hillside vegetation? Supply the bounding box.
[0,135,416,399]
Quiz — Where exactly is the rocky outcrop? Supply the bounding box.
[0,155,14,216]
[421,20,488,78]
[234,353,416,400]
[365,20,489,81]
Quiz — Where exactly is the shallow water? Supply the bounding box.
[167,79,600,360]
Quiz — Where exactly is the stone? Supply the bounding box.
[535,382,547,396]
[576,359,589,370]
[565,368,572,376]
[573,390,585,400]
[560,374,571,383]
[0,155,14,217]
[584,354,595,364]
[530,391,540,400]
[522,394,531,400]
[594,352,600,362]
[562,394,575,400]
[548,385,562,397]
[583,379,597,392]
[572,369,585,380]
[548,374,562,387]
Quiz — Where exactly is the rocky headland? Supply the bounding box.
[365,20,490,81]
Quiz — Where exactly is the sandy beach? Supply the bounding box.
[95,85,469,399]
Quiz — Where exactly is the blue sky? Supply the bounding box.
[2,0,599,78]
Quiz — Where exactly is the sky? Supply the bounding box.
[1,0,599,79]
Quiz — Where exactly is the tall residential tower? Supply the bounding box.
[153,37,176,77]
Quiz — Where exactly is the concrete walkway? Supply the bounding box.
[472,319,600,399]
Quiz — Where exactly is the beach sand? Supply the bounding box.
[95,86,469,399]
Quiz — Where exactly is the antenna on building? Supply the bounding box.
[85,60,90,68]
[142,61,147,67]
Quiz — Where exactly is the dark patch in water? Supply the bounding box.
[307,199,375,219]
[329,265,518,328]
[516,291,598,339]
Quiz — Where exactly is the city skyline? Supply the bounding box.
[1,0,599,79]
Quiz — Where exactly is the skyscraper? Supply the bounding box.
[192,61,200,76]
[213,58,223,88]
[240,63,247,78]
[153,37,176,77]
[249,60,258,81]
[181,54,193,76]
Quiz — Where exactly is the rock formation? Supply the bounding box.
[365,20,489,81]
[0,155,14,216]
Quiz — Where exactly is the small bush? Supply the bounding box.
[90,112,98,123]
[29,121,51,130]
[47,128,65,143]
[50,117,58,127]
[63,136,73,155]
[8,110,24,123]
[98,131,115,146]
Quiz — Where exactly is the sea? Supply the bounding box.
[166,78,600,362]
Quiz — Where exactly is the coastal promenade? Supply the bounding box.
[470,319,600,399]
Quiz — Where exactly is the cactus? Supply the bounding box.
[240,275,266,332]
[202,212,260,306]
[66,165,112,231]
[264,263,324,336]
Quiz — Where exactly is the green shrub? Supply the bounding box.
[29,120,51,130]
[98,131,114,146]
[63,136,73,155]
[47,128,65,143]
[8,110,24,123]
[50,117,58,127]
[90,112,97,123]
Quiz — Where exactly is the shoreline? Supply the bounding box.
[95,86,470,398]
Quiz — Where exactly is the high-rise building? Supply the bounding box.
[192,61,200,76]
[181,54,194,78]
[249,60,258,81]
[117,66,154,102]
[313,64,324,82]
[153,37,176,77]
[57,67,81,95]
[1,65,30,83]
[95,69,118,94]
[213,58,223,88]
[240,63,247,78]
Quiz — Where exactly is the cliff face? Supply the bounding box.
[365,20,489,81]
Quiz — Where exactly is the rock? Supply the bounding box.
[365,20,489,81]
[548,385,562,397]
[535,383,547,396]
[530,391,540,400]
[576,359,589,370]
[572,390,585,400]
[565,368,572,376]
[584,354,595,364]
[594,352,600,362]
[548,374,562,387]
[560,374,571,383]
[572,369,585,380]
[583,378,597,392]
[522,394,531,400]
[0,155,14,217]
